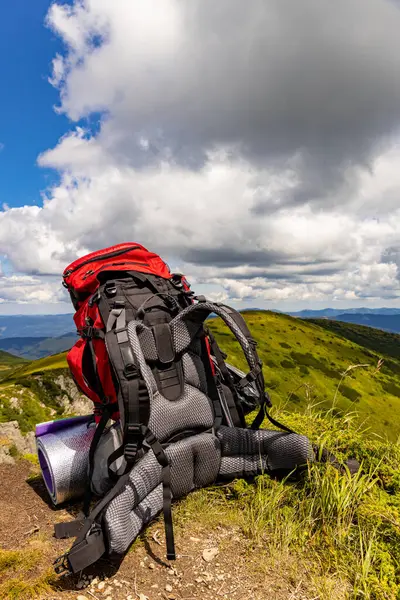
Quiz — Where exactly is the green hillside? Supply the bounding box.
[0,349,27,367]
[208,310,400,442]
[1,311,400,440]
[0,352,71,433]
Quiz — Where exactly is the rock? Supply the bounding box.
[138,594,149,600]
[202,547,219,562]
[54,374,93,415]
[98,581,105,590]
[165,584,173,592]
[148,562,155,569]
[190,536,201,542]
[0,421,36,464]
[151,584,159,588]
[77,596,89,600]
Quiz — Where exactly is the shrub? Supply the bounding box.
[281,359,295,369]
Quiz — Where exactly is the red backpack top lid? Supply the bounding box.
[62,243,173,308]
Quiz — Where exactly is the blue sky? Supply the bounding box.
[0,0,69,209]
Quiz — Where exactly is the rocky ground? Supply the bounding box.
[0,459,308,600]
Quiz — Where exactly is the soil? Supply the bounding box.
[0,460,308,600]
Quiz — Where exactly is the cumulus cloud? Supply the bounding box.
[0,274,67,304]
[2,0,400,308]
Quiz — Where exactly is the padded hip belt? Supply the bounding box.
[103,426,313,555]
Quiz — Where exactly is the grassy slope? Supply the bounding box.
[0,353,70,433]
[1,316,400,596]
[208,310,400,442]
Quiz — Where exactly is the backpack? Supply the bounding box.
[53,242,315,575]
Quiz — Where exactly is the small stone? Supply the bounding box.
[148,562,155,570]
[190,536,201,542]
[202,547,219,562]
[77,596,89,600]
[98,581,106,591]
[76,581,85,589]
[105,597,112,600]
[140,561,145,567]
[167,595,177,600]
[138,594,149,600]
[92,578,99,586]
[195,578,203,583]
[165,584,173,592]
[151,584,159,588]
[127,596,134,600]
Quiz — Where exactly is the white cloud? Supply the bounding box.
[0,275,67,304]
[3,0,400,310]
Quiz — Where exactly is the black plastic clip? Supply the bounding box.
[53,553,70,575]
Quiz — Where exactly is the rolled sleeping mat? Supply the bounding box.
[35,415,95,505]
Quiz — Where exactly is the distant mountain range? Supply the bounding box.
[0,332,77,360]
[0,314,74,339]
[285,307,400,318]
[1,307,400,359]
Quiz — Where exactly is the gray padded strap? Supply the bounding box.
[170,301,259,371]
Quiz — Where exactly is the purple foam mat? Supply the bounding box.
[35,414,93,438]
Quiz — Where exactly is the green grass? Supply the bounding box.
[174,405,400,599]
[208,310,400,441]
[0,352,71,433]
[0,350,26,366]
[0,544,59,600]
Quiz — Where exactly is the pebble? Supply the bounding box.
[151,584,159,588]
[77,596,89,600]
[165,584,173,592]
[98,581,106,591]
[148,562,155,569]
[76,581,85,589]
[202,547,219,562]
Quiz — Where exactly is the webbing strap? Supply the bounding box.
[83,405,113,517]
[251,402,295,434]
[142,427,175,560]
[207,331,245,428]
[54,425,175,574]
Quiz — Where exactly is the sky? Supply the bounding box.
[1,0,400,315]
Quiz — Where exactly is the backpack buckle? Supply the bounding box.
[53,553,70,575]
[124,424,143,460]
[123,363,138,379]
[104,281,117,297]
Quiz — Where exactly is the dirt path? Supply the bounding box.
[0,460,304,600]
